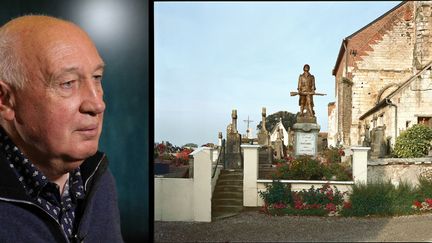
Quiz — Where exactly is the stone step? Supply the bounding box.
[212,198,243,206]
[212,212,240,221]
[212,205,244,214]
[216,180,243,186]
[258,167,277,180]
[218,173,243,180]
[259,164,274,168]
[220,169,243,174]
[214,185,243,193]
[213,191,243,200]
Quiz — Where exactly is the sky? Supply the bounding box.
[154,1,402,147]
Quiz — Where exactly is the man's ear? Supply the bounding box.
[0,80,15,121]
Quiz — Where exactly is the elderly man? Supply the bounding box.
[0,15,123,242]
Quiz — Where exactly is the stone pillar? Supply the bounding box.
[242,144,260,207]
[257,107,270,146]
[351,146,370,184]
[226,109,242,169]
[192,147,212,222]
[232,109,238,133]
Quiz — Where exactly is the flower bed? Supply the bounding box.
[259,177,432,217]
[259,182,351,217]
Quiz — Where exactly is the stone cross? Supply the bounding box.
[243,116,254,138]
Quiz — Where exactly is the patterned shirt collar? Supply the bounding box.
[0,127,85,201]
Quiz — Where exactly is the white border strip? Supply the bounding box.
[257,179,354,185]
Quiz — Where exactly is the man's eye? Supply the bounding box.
[60,80,75,89]
[94,75,103,82]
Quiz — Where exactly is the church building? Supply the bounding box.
[329,1,432,148]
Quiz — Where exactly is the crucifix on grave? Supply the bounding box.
[243,116,254,139]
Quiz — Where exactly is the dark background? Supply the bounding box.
[0,0,150,242]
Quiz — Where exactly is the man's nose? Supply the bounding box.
[79,80,106,116]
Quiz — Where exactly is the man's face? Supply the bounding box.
[12,25,105,167]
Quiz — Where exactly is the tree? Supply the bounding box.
[183,143,198,148]
[256,111,297,132]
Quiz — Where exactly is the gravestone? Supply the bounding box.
[257,107,270,146]
[225,109,243,169]
[362,124,371,147]
[274,128,285,159]
[370,125,387,158]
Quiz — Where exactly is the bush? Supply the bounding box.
[288,156,324,180]
[272,155,352,181]
[342,180,417,216]
[259,180,292,206]
[417,176,432,199]
[296,184,344,207]
[390,180,418,215]
[321,145,344,164]
[393,124,432,158]
[323,163,352,181]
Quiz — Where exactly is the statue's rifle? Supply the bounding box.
[290,91,327,96]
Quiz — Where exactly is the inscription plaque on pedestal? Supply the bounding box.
[293,122,320,157]
[295,132,316,156]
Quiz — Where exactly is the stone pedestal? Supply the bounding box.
[257,131,270,146]
[293,122,320,157]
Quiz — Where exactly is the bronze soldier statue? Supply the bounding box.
[297,64,316,117]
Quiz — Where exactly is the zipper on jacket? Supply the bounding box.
[0,197,70,242]
[0,154,105,243]
[76,154,106,241]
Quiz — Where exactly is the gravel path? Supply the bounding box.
[154,210,432,242]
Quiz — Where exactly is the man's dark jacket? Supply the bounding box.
[0,151,123,242]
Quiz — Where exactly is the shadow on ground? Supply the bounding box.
[154,209,432,242]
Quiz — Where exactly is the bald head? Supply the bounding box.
[0,15,100,89]
[0,15,106,178]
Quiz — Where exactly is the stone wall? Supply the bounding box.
[368,157,432,186]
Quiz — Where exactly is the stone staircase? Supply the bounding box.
[212,169,243,220]
[258,148,277,179]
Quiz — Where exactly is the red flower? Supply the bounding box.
[425,198,432,207]
[294,199,304,210]
[413,200,422,208]
[343,201,352,209]
[273,202,287,209]
[325,203,336,212]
